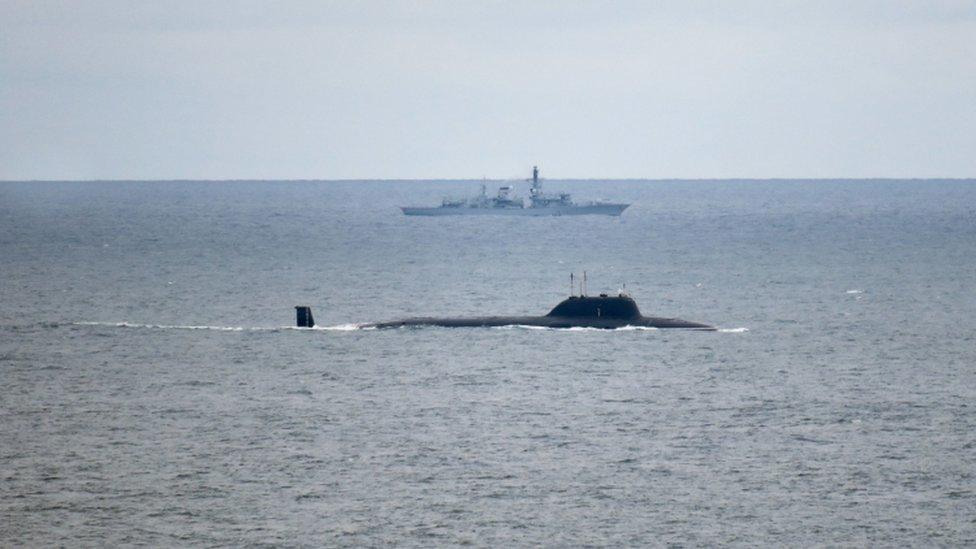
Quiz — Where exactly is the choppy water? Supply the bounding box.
[2,179,975,546]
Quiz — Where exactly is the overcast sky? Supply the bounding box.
[2,1,974,180]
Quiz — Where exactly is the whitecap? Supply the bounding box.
[74,321,261,332]
[494,324,658,332]
[309,323,364,331]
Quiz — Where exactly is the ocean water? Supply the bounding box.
[1,179,975,546]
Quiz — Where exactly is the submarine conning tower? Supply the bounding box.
[546,294,642,319]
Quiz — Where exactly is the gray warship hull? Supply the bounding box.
[401,203,629,216]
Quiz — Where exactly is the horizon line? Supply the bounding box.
[3,176,975,183]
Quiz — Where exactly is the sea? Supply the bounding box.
[1,179,975,546]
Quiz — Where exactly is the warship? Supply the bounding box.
[400,167,630,216]
[295,274,713,330]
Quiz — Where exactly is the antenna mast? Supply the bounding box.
[570,273,575,297]
[583,271,587,296]
[531,166,541,193]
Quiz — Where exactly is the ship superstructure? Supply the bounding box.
[400,167,629,216]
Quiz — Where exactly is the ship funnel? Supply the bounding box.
[295,306,315,328]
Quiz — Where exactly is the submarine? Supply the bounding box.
[296,277,714,330]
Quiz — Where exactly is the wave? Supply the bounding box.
[69,321,741,333]
[73,321,254,331]
[309,323,373,331]
[493,324,659,332]
[498,325,745,333]
[71,321,369,332]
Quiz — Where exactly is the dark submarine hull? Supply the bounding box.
[362,294,714,330]
[368,315,713,330]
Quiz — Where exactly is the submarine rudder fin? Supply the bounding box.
[295,306,315,328]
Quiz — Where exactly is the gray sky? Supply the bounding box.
[2,1,974,180]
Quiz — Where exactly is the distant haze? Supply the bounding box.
[2,1,974,180]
